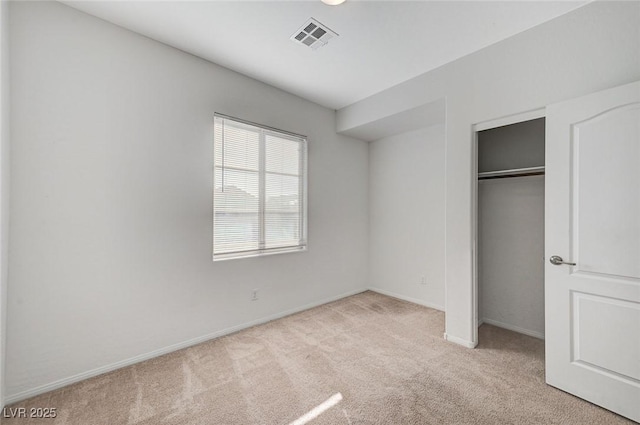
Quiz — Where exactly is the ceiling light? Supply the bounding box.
[321,0,346,5]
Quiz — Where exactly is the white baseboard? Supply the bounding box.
[480,318,545,340]
[5,287,368,405]
[367,287,444,312]
[444,333,478,348]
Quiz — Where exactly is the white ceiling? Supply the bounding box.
[62,1,587,110]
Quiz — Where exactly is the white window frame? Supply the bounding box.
[213,113,308,261]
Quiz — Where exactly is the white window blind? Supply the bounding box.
[213,114,307,260]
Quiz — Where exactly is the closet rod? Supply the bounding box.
[478,166,545,180]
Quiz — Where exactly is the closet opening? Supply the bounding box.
[473,114,546,345]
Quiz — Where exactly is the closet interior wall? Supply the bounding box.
[477,118,546,339]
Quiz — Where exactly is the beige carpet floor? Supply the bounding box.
[2,291,634,425]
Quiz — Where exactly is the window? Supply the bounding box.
[213,114,307,260]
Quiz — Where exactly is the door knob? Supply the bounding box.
[550,255,576,266]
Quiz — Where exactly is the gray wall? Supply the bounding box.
[478,118,545,173]
[7,1,369,401]
[478,176,545,338]
[0,0,11,407]
[368,125,445,310]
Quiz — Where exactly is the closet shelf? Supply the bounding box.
[478,166,545,180]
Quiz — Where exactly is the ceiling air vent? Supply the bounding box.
[290,18,338,50]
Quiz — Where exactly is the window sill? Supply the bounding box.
[213,246,307,262]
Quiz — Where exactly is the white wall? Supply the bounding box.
[337,1,640,346]
[368,125,445,310]
[7,1,368,400]
[0,0,11,408]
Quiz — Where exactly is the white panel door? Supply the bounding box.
[545,81,640,422]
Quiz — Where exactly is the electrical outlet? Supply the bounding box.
[251,289,259,301]
[420,276,426,285]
